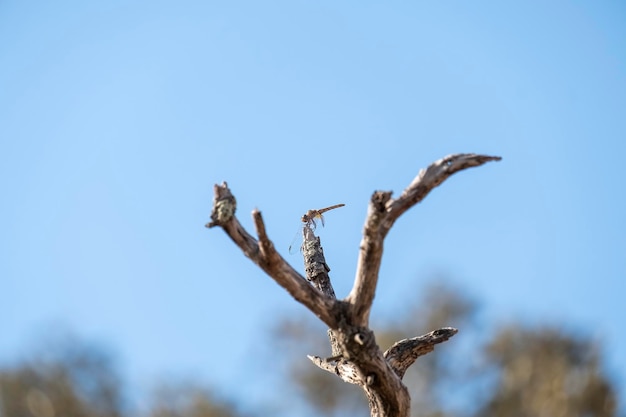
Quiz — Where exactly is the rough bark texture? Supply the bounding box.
[206,153,501,417]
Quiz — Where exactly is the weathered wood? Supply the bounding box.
[301,226,335,298]
[206,183,339,328]
[207,153,500,417]
[384,327,459,379]
[300,225,343,357]
[347,154,501,328]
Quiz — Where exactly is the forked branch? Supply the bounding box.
[207,153,500,417]
[347,153,501,327]
[205,182,339,328]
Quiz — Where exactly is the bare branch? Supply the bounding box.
[347,191,392,327]
[208,154,499,417]
[347,154,501,327]
[307,355,362,385]
[207,183,339,328]
[301,226,335,298]
[300,226,345,357]
[386,154,502,229]
[384,327,458,379]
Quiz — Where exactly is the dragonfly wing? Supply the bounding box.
[288,227,302,254]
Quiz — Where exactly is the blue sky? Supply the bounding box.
[1,0,625,412]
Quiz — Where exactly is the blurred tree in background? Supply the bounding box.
[146,382,243,417]
[271,281,620,417]
[0,335,124,417]
[270,282,479,417]
[478,325,617,417]
[0,334,244,417]
[0,281,620,417]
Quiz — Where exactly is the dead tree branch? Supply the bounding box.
[206,153,500,417]
[347,153,502,327]
[384,327,458,379]
[205,182,339,328]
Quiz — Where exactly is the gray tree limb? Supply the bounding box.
[347,153,502,327]
[384,327,459,379]
[205,182,339,328]
[206,153,500,417]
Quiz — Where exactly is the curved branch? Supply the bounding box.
[347,154,501,327]
[385,154,502,231]
[384,327,458,379]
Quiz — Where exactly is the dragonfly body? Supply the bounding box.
[301,203,345,229]
[289,203,345,253]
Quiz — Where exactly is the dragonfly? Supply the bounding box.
[289,203,345,254]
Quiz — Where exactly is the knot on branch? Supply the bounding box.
[206,182,236,228]
[372,191,392,211]
[337,327,377,360]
